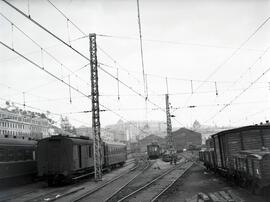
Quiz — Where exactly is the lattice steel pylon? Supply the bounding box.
[165,94,173,150]
[89,33,102,181]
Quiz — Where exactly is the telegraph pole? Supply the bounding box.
[89,33,102,181]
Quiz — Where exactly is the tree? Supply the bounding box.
[193,120,201,129]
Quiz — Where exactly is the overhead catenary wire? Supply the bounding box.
[202,43,270,122]
[205,65,270,123]
[183,14,270,106]
[0,12,91,88]
[66,19,71,45]
[1,1,184,126]
[0,95,92,126]
[11,23,14,49]
[0,40,152,135]
[197,15,270,91]
[44,0,165,117]
[96,33,264,53]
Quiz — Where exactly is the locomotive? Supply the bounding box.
[147,143,161,159]
[37,135,127,185]
[199,124,270,197]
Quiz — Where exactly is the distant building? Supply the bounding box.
[105,120,167,143]
[76,126,115,142]
[0,107,49,140]
[138,134,166,152]
[105,120,127,143]
[76,126,93,138]
[169,127,202,151]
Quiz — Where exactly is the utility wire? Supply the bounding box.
[198,15,270,90]
[202,44,270,121]
[183,14,270,106]
[205,65,270,123]
[96,33,264,53]
[2,0,183,126]
[0,40,151,135]
[0,96,91,126]
[0,12,91,87]
[1,0,182,123]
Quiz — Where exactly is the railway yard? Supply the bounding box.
[1,1,270,201]
[0,154,193,202]
[0,151,268,202]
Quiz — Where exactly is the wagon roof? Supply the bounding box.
[212,124,270,138]
[0,138,36,146]
[41,135,93,144]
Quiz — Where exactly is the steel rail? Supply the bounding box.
[71,160,150,202]
[117,161,190,202]
[151,162,194,202]
[104,160,152,202]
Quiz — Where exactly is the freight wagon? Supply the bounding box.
[199,125,270,198]
[212,125,270,172]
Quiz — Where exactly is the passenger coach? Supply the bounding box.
[0,138,37,181]
[37,135,127,185]
[147,143,161,159]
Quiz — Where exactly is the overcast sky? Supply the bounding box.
[1,0,270,128]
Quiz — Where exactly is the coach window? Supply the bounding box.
[0,149,6,162]
[33,150,36,160]
[89,145,92,158]
[25,149,33,160]
[7,149,14,161]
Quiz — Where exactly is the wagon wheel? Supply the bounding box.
[251,181,261,195]
[262,186,270,201]
[48,178,55,187]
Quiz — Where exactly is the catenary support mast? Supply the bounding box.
[165,94,173,149]
[89,33,102,181]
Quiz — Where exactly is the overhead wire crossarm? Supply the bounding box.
[206,66,270,123]
[1,0,184,126]
[0,40,151,137]
[0,12,90,87]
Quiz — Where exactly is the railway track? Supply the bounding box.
[70,159,151,202]
[0,157,138,202]
[114,161,193,202]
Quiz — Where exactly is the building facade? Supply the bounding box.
[0,108,49,140]
[169,127,202,151]
[76,126,93,138]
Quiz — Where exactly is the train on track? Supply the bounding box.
[199,124,270,197]
[0,138,37,183]
[147,143,161,159]
[37,135,127,185]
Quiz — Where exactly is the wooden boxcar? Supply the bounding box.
[232,149,270,194]
[212,125,270,171]
[199,150,205,162]
[0,138,37,181]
